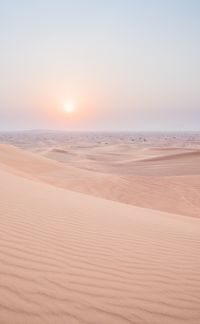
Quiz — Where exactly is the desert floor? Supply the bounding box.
[0,131,200,324]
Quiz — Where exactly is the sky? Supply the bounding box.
[0,0,199,131]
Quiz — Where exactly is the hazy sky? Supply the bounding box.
[0,0,199,131]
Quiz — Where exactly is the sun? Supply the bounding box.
[64,102,75,113]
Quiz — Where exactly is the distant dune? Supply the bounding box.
[138,149,200,163]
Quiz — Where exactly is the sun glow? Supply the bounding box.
[64,102,75,113]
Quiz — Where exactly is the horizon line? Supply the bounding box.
[0,129,199,133]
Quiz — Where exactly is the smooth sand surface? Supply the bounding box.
[0,132,200,323]
[0,134,200,218]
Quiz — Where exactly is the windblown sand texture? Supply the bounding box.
[0,131,200,324]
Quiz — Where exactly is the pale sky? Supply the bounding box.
[0,0,199,131]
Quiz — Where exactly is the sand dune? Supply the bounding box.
[0,144,200,218]
[139,149,200,162]
[0,162,200,323]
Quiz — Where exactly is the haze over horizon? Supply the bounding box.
[0,0,199,131]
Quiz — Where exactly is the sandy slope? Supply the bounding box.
[0,144,200,218]
[0,166,200,324]
[0,163,200,323]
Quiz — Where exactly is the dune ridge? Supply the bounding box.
[137,149,200,162]
[0,144,200,218]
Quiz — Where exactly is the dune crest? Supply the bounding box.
[0,144,200,218]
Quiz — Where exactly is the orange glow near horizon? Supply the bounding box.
[41,93,101,130]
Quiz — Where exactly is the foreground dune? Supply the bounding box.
[0,148,200,323]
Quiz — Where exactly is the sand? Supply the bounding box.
[0,131,200,218]
[0,131,200,323]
